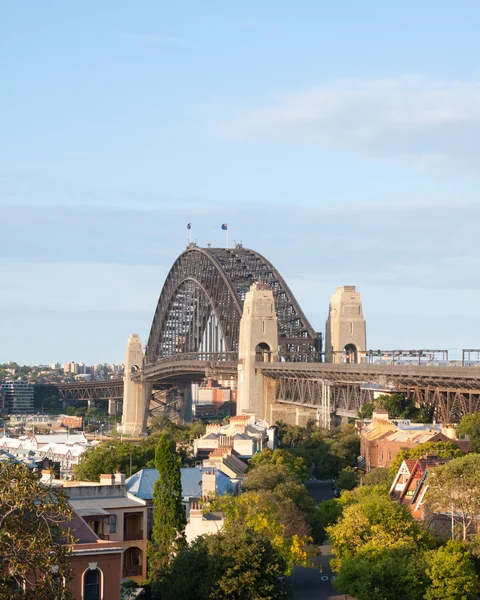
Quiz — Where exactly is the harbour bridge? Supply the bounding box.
[47,244,480,429]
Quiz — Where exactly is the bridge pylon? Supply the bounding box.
[120,334,148,436]
[325,286,366,363]
[237,283,278,422]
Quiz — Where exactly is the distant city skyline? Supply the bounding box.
[2,2,480,363]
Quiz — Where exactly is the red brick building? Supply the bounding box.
[359,410,468,471]
[67,511,123,600]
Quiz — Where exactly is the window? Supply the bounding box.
[109,514,117,534]
[379,449,384,462]
[387,449,392,462]
[84,569,100,600]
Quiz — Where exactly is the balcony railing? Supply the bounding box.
[124,529,143,541]
[123,565,142,577]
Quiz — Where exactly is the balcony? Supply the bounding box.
[124,529,143,541]
[123,564,143,577]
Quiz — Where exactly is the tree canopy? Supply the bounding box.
[147,434,186,590]
[424,540,479,600]
[210,490,312,572]
[248,448,308,480]
[388,441,464,476]
[0,463,75,600]
[425,454,480,541]
[358,393,433,422]
[161,523,290,600]
[457,412,480,453]
[277,423,360,480]
[327,487,431,572]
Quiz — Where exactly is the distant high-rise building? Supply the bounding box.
[1,380,34,414]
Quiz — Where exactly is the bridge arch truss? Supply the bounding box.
[146,246,319,363]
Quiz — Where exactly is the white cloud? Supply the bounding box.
[217,76,480,173]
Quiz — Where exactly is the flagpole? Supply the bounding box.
[225,228,228,249]
[189,227,192,245]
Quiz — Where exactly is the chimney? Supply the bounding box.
[40,469,53,485]
[100,474,115,485]
[441,425,456,440]
[202,469,216,496]
[114,471,126,485]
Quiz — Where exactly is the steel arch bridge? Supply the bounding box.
[145,245,321,364]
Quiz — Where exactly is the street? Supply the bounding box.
[290,481,351,600]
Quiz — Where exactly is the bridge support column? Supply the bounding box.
[325,286,366,363]
[237,283,278,423]
[87,399,95,410]
[108,399,117,416]
[120,334,147,436]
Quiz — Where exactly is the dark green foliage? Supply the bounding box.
[248,448,309,480]
[361,467,394,489]
[161,523,291,600]
[147,434,186,589]
[334,466,360,490]
[358,393,434,422]
[244,463,300,492]
[311,498,343,544]
[457,412,480,452]
[74,418,206,481]
[286,424,360,479]
[74,438,157,480]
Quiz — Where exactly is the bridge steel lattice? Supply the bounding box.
[145,245,320,364]
[260,362,480,423]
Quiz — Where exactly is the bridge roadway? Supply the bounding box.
[39,356,480,422]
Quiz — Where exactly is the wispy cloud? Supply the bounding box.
[216,76,480,174]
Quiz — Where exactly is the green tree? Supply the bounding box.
[74,438,157,481]
[288,424,360,480]
[210,490,312,572]
[0,463,75,600]
[425,454,480,541]
[361,467,394,489]
[248,448,309,480]
[334,548,426,600]
[275,421,306,447]
[311,498,343,544]
[389,441,465,476]
[457,412,480,453]
[243,463,300,492]
[147,434,186,589]
[161,523,290,600]
[328,490,430,571]
[424,540,479,600]
[334,466,360,490]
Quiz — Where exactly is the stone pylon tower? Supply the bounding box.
[120,334,147,436]
[237,283,278,421]
[325,286,366,363]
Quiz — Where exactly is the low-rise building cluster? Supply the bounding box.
[0,431,91,478]
[357,409,469,470]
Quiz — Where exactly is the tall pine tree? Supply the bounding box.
[147,433,186,589]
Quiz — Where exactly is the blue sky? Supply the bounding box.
[2,1,480,364]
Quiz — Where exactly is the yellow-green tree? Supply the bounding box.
[0,463,75,600]
[211,490,313,572]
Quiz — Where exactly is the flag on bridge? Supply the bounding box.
[221,223,228,230]
[187,223,192,230]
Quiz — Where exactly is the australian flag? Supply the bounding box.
[187,223,192,230]
[221,223,228,230]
